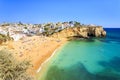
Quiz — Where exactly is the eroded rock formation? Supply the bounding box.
[51,26,106,38]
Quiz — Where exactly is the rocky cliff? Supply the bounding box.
[51,26,106,38]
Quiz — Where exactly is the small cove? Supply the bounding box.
[38,28,120,80]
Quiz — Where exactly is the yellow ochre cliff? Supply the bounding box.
[51,26,106,38]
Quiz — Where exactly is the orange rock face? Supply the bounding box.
[51,26,106,38]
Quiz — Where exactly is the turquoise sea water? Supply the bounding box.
[39,28,120,80]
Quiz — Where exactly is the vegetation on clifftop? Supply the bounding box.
[0,34,12,44]
[0,50,33,80]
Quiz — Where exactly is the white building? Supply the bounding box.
[39,27,44,33]
[10,34,26,41]
[0,28,8,35]
[88,24,96,26]
[61,24,65,29]
[23,29,29,34]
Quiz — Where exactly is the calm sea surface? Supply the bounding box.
[38,28,120,80]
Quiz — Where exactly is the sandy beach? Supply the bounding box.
[1,36,67,76]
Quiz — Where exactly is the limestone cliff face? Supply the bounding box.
[51,26,106,38]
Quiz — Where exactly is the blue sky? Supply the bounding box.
[0,0,120,28]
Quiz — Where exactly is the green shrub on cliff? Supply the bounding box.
[0,50,33,80]
[74,21,81,27]
[0,34,7,42]
[0,34,12,44]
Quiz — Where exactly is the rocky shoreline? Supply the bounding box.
[51,26,106,39]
